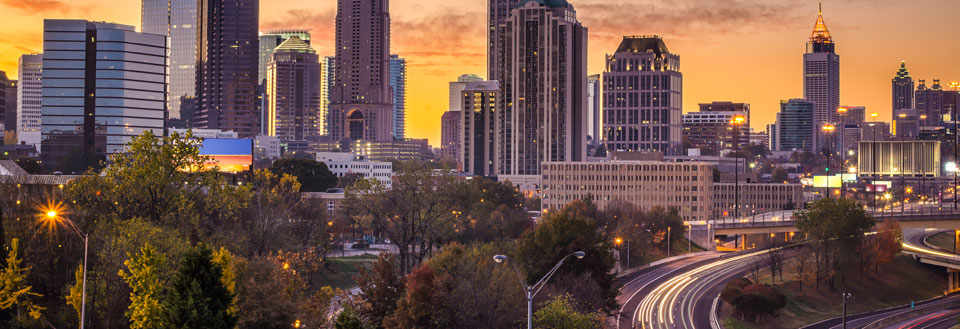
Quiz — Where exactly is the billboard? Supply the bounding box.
[198,138,253,173]
[813,175,842,188]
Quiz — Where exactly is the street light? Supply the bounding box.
[870,112,880,211]
[841,292,853,329]
[38,202,88,329]
[493,251,586,329]
[822,124,836,198]
[730,115,746,219]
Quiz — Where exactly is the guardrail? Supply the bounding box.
[711,205,960,229]
[861,297,960,329]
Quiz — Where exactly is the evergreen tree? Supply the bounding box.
[164,244,237,329]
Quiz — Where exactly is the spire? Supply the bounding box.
[895,61,911,79]
[809,4,832,43]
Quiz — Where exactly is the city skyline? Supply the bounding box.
[0,1,958,146]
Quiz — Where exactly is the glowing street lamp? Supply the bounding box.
[493,251,586,329]
[38,202,88,329]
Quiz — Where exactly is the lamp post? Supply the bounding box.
[841,292,853,329]
[667,226,672,258]
[951,81,960,210]
[837,107,848,198]
[39,204,88,329]
[730,115,746,219]
[870,112,879,211]
[822,124,836,198]
[493,251,586,329]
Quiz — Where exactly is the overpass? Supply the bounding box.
[710,204,960,236]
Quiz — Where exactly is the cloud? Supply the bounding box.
[0,0,88,15]
[392,8,486,70]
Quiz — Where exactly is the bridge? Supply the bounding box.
[709,204,960,236]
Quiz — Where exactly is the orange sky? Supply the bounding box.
[1,0,959,147]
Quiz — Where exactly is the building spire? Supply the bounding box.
[809,3,832,43]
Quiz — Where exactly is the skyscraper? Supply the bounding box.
[915,79,944,127]
[321,56,335,136]
[603,36,682,155]
[2,76,14,142]
[0,71,11,134]
[17,54,42,148]
[440,110,461,161]
[142,0,196,120]
[265,36,321,143]
[587,74,601,146]
[497,0,587,176]
[461,81,499,176]
[258,29,311,83]
[892,61,914,111]
[195,0,260,137]
[803,5,840,134]
[40,20,167,169]
[329,0,393,142]
[487,0,522,80]
[448,74,483,112]
[776,99,816,152]
[389,54,406,139]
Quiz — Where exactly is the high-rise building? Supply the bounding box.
[40,20,167,168]
[142,0,196,120]
[258,29,311,83]
[776,99,816,152]
[892,61,914,111]
[603,36,682,155]
[487,0,522,80]
[17,54,42,147]
[440,110,460,161]
[265,36,321,143]
[893,109,919,138]
[329,0,393,142]
[449,74,483,112]
[195,0,260,137]
[389,54,406,139]
[766,123,779,151]
[915,79,945,127]
[682,102,750,154]
[0,71,11,134]
[461,81,498,177]
[497,0,588,175]
[803,5,840,132]
[2,76,15,141]
[861,121,891,141]
[321,56,335,136]
[587,74,601,145]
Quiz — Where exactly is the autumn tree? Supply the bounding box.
[118,243,165,329]
[721,278,786,323]
[532,294,605,329]
[795,198,875,290]
[164,244,237,329]
[875,221,903,271]
[0,239,44,325]
[356,253,405,327]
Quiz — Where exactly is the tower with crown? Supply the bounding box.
[804,2,841,151]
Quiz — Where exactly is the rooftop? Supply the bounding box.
[516,0,569,8]
[615,36,671,57]
[808,3,833,44]
[274,36,316,54]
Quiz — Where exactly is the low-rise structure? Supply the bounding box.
[316,152,393,188]
[712,183,804,219]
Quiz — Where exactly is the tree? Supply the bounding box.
[771,166,789,183]
[269,158,338,192]
[795,198,876,290]
[793,246,811,291]
[356,253,404,327]
[875,221,903,271]
[335,307,368,329]
[383,265,436,329]
[164,244,237,329]
[0,239,44,324]
[532,294,605,329]
[118,243,165,329]
[516,201,617,311]
[721,279,786,323]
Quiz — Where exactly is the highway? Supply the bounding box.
[633,247,786,329]
[881,309,960,329]
[613,252,723,329]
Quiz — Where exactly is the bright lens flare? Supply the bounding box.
[37,200,69,233]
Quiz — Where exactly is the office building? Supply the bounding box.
[713,183,804,219]
[40,20,167,168]
[348,139,433,162]
[328,0,393,142]
[254,135,281,159]
[487,0,522,80]
[3,78,14,142]
[316,152,393,188]
[858,140,940,177]
[603,36,682,155]
[461,81,498,177]
[682,102,749,154]
[767,123,779,151]
[258,29,311,83]
[440,110,460,161]
[861,121,891,141]
[916,79,945,127]
[587,74,601,145]
[541,161,714,222]
[892,61,914,111]
[803,5,840,133]
[0,71,12,135]
[142,0,197,120]
[893,109,919,138]
[321,56,334,135]
[195,0,260,137]
[750,131,768,148]
[390,54,406,139]
[775,99,816,152]
[497,0,588,175]
[265,36,321,143]
[449,74,483,112]
[17,54,42,147]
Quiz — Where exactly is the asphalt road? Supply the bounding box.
[612,252,724,329]
[880,308,960,329]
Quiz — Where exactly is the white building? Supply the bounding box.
[17,54,42,148]
[254,135,281,159]
[316,152,393,188]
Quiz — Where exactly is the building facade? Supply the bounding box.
[682,102,749,154]
[587,74,601,145]
[803,6,840,135]
[316,152,393,188]
[449,74,483,113]
[858,140,940,178]
[487,0,522,81]
[892,61,914,111]
[142,0,196,120]
[461,81,498,177]
[389,54,406,139]
[348,138,433,162]
[195,0,259,137]
[861,121,891,141]
[265,37,321,143]
[17,54,42,147]
[40,20,167,168]
[321,56,334,136]
[0,71,11,134]
[328,0,393,142]
[915,79,945,128]
[541,161,714,222]
[776,99,816,152]
[440,110,461,161]
[603,36,682,155]
[713,183,804,219]
[2,77,14,141]
[894,109,919,138]
[497,0,587,175]
[258,29,311,83]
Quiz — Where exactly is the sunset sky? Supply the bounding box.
[1,0,958,146]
